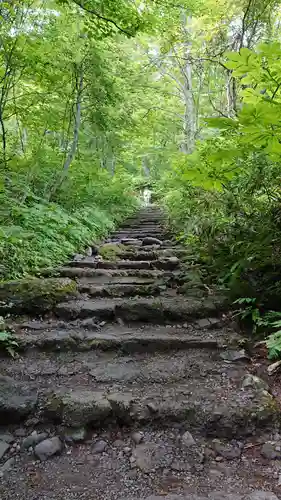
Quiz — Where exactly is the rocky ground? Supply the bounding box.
[0,206,281,500]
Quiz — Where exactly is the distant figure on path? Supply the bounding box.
[143,187,151,206]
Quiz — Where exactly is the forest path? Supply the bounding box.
[0,206,280,500]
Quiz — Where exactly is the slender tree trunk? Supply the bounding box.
[226,69,237,116]
[62,65,83,171]
[181,14,196,154]
[48,64,84,200]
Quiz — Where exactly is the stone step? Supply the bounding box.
[66,258,180,271]
[12,323,236,352]
[112,232,166,238]
[118,226,164,232]
[121,223,166,229]
[0,350,276,436]
[78,282,163,298]
[109,250,184,261]
[57,267,173,279]
[54,295,226,322]
[79,275,158,285]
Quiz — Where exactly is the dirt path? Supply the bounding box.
[0,206,281,500]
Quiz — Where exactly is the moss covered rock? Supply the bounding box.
[98,243,126,261]
[0,277,77,314]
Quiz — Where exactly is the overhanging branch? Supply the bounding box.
[71,0,134,36]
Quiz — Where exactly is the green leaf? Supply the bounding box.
[205,118,239,130]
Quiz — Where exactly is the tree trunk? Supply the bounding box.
[62,64,83,171]
[181,14,196,154]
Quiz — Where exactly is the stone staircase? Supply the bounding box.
[0,206,280,500]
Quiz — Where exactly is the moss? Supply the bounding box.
[98,243,126,261]
[0,277,77,314]
[43,393,64,422]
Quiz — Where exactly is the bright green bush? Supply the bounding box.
[0,165,138,280]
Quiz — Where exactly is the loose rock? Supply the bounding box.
[211,439,242,460]
[34,437,63,461]
[85,247,92,257]
[0,440,10,460]
[21,432,48,450]
[220,349,249,362]
[80,318,99,329]
[64,427,87,443]
[131,431,144,445]
[92,440,107,454]
[181,431,195,447]
[261,441,281,460]
[242,374,269,392]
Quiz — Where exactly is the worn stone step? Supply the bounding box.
[12,323,236,352]
[113,250,182,261]
[78,275,158,285]
[78,282,163,297]
[118,227,165,234]
[112,232,166,238]
[54,295,226,322]
[57,267,173,279]
[0,351,276,436]
[66,258,180,271]
[119,248,186,258]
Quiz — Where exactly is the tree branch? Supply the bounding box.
[71,0,134,37]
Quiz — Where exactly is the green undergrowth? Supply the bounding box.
[0,167,139,281]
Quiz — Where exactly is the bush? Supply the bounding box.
[0,164,139,280]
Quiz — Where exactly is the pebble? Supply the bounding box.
[131,432,144,445]
[181,431,195,447]
[147,402,157,412]
[34,437,63,461]
[183,323,188,328]
[123,447,132,455]
[92,440,107,454]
